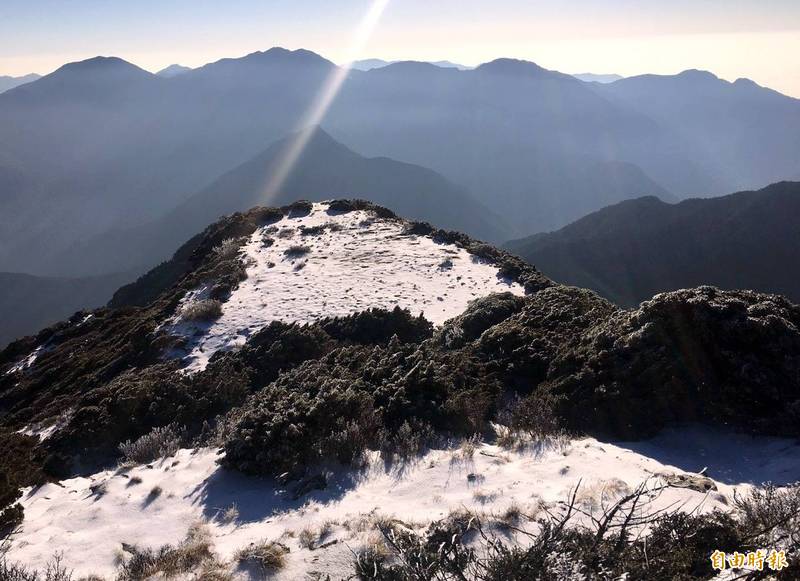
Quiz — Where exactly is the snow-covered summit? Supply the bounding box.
[168,202,525,371]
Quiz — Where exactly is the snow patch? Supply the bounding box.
[16,410,73,442]
[5,344,47,375]
[169,202,525,372]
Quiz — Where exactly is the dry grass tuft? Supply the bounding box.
[179,299,223,322]
[235,540,289,573]
[117,523,216,579]
[284,244,311,258]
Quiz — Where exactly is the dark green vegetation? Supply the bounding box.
[506,181,800,306]
[1,200,799,566]
[354,482,800,580]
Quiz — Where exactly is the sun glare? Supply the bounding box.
[261,0,391,201]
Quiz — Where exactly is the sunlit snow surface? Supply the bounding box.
[169,202,525,371]
[9,426,800,578]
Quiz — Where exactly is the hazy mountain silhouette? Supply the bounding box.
[1,47,799,276]
[0,73,41,94]
[352,59,470,71]
[156,64,191,77]
[430,61,470,70]
[505,181,800,305]
[0,49,334,274]
[351,58,392,71]
[0,271,134,348]
[331,57,676,234]
[573,73,623,83]
[596,71,800,194]
[60,129,509,276]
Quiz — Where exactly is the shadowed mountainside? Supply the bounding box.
[0,271,135,348]
[505,181,800,306]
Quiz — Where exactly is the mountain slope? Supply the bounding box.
[0,271,135,348]
[596,70,800,194]
[57,129,510,277]
[1,200,799,576]
[0,49,336,275]
[331,57,677,234]
[505,181,800,306]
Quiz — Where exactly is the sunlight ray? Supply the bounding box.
[261,0,390,201]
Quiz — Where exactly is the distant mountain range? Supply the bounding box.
[505,181,800,306]
[1,47,798,279]
[0,73,41,94]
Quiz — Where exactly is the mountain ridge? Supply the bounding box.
[50,128,510,277]
[505,181,800,305]
[1,198,800,577]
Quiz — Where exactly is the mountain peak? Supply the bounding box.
[0,73,41,94]
[194,47,334,76]
[370,61,450,75]
[240,47,332,67]
[156,64,191,77]
[475,58,570,81]
[56,56,149,75]
[675,69,720,82]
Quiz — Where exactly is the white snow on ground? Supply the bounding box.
[5,344,46,375]
[16,410,73,442]
[4,316,92,376]
[167,202,525,371]
[9,426,800,578]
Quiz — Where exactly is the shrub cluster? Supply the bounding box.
[221,341,499,476]
[354,483,800,580]
[118,424,182,466]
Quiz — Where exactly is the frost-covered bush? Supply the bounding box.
[0,554,74,581]
[118,424,182,465]
[353,484,800,581]
[222,341,500,476]
[117,523,214,579]
[320,307,433,345]
[211,238,242,261]
[502,390,562,440]
[235,321,333,387]
[222,380,377,475]
[52,361,250,463]
[378,419,435,462]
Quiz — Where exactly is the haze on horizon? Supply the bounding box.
[1,0,799,97]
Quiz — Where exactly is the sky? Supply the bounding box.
[1,0,799,97]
